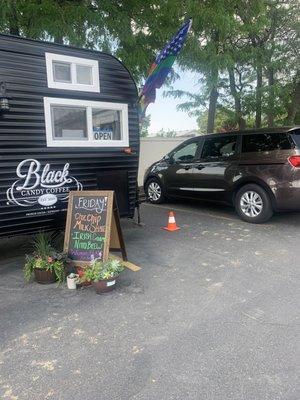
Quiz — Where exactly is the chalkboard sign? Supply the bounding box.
[64,191,126,266]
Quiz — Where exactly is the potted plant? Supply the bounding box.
[75,266,92,286]
[24,233,66,284]
[82,258,124,294]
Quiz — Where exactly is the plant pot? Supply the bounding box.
[34,268,56,284]
[93,276,118,294]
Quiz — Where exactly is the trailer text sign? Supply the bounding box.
[6,159,82,212]
[93,128,113,141]
[64,191,114,265]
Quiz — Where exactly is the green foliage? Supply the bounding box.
[31,232,53,258]
[23,255,36,282]
[166,0,300,131]
[140,115,151,137]
[0,0,180,83]
[197,107,238,133]
[23,232,66,284]
[0,0,298,130]
[82,258,124,282]
[155,128,176,138]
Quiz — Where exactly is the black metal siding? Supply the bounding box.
[0,34,139,237]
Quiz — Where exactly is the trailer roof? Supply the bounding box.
[0,33,138,93]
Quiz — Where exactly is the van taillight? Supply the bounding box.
[288,155,300,167]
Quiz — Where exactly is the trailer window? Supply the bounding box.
[92,109,121,141]
[44,98,129,147]
[76,65,93,85]
[51,106,88,140]
[53,61,71,83]
[45,53,99,92]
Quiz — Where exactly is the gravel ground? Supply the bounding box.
[0,201,299,400]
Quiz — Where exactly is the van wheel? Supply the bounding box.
[145,178,165,204]
[235,184,273,223]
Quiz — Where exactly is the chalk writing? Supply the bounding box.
[74,196,107,214]
[65,192,111,263]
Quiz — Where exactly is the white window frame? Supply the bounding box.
[45,53,100,92]
[44,97,129,147]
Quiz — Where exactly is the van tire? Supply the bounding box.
[145,178,165,204]
[235,184,273,223]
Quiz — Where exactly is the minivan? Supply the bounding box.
[143,127,300,223]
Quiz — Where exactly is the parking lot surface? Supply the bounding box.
[0,201,299,400]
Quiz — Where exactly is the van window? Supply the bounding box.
[201,135,237,160]
[242,133,292,153]
[290,131,300,148]
[172,141,198,163]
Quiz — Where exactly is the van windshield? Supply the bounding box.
[290,130,300,148]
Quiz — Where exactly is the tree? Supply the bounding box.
[140,115,151,137]
[0,0,180,83]
[197,104,253,133]
[236,0,299,128]
[156,128,176,138]
[227,67,246,130]
[180,1,240,132]
[285,71,300,125]
[166,0,299,131]
[0,0,298,130]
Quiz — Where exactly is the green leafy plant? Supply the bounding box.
[82,258,124,283]
[24,233,66,284]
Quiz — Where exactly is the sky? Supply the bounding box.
[147,68,201,135]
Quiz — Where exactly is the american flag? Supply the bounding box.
[139,18,192,120]
[155,19,192,64]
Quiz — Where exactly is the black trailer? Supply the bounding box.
[0,34,139,237]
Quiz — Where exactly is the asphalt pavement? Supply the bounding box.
[0,201,299,400]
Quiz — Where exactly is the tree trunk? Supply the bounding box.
[228,68,246,130]
[285,71,300,125]
[8,0,20,36]
[207,86,218,133]
[255,65,263,128]
[206,64,219,134]
[267,67,275,127]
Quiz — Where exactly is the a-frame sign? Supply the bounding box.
[64,190,127,266]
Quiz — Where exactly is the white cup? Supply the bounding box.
[67,273,79,290]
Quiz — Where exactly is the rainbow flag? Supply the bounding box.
[139,18,192,120]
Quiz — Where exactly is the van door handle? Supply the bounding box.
[194,164,204,170]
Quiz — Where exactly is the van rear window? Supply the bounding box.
[242,133,292,153]
[290,132,300,148]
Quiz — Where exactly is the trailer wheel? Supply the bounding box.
[145,178,165,204]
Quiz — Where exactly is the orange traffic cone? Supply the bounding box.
[162,211,180,232]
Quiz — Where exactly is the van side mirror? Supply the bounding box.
[163,154,174,164]
[168,156,175,165]
[163,154,172,164]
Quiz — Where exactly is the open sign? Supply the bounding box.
[93,129,113,141]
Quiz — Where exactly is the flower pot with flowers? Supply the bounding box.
[82,258,124,294]
[75,266,92,286]
[24,233,66,284]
